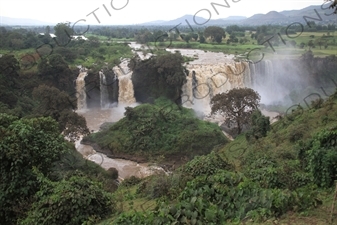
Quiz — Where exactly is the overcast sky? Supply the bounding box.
[0,0,329,25]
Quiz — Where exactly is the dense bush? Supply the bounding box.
[113,171,318,224]
[305,129,337,187]
[21,172,114,225]
[180,151,233,177]
[0,114,68,224]
[131,52,187,103]
[85,98,228,161]
[107,167,119,180]
[245,110,270,141]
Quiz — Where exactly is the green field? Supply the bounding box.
[145,31,337,59]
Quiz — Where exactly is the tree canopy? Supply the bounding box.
[204,26,226,44]
[53,23,74,46]
[0,114,68,223]
[130,52,187,103]
[210,88,260,135]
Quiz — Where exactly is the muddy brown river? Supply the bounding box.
[76,106,165,180]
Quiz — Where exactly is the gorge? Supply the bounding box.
[74,44,321,179]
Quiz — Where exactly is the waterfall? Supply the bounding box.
[99,71,109,109]
[182,61,248,114]
[249,59,280,104]
[112,59,136,104]
[76,69,88,110]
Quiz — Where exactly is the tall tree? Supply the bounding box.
[32,85,89,140]
[131,52,187,103]
[210,88,260,135]
[53,23,73,46]
[0,114,68,224]
[204,26,226,43]
[45,25,50,35]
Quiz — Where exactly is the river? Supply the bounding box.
[75,107,165,180]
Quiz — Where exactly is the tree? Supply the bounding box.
[53,23,74,46]
[37,54,74,92]
[307,40,314,50]
[21,173,114,225]
[314,38,325,50]
[245,110,270,141]
[45,25,50,35]
[199,35,206,44]
[204,26,225,43]
[32,85,89,140]
[131,52,186,102]
[210,88,260,135]
[180,33,192,43]
[0,114,68,224]
[191,33,199,41]
[0,54,21,108]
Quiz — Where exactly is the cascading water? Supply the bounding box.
[249,60,283,104]
[76,68,88,110]
[113,59,136,104]
[99,71,109,109]
[182,61,250,115]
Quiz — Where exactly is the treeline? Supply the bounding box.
[1,21,335,50]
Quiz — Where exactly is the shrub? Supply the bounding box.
[245,110,270,141]
[122,176,142,187]
[107,167,119,180]
[21,173,114,225]
[180,151,233,177]
[306,129,337,187]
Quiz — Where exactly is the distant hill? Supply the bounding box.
[141,15,208,26]
[0,16,55,26]
[223,16,247,20]
[140,4,336,26]
[245,11,287,25]
[280,4,336,21]
[1,4,336,27]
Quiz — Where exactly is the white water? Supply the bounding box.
[174,48,251,115]
[76,69,88,110]
[73,45,282,179]
[99,71,109,109]
[113,59,136,104]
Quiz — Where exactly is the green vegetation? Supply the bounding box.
[21,172,114,225]
[84,97,228,163]
[211,87,261,135]
[0,114,118,224]
[97,89,337,225]
[130,52,187,103]
[1,22,337,224]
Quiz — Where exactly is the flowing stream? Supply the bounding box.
[76,107,165,180]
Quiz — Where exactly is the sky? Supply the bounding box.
[0,0,330,25]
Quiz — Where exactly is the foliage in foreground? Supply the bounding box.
[21,172,114,225]
[113,171,318,225]
[0,114,67,224]
[0,113,117,224]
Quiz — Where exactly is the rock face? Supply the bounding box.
[76,69,88,110]
[113,59,136,104]
[182,61,251,115]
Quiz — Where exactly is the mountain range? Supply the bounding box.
[1,5,336,26]
[0,17,56,26]
[141,5,337,26]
